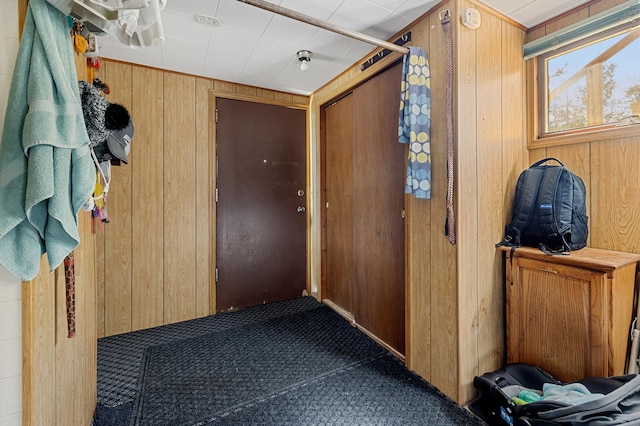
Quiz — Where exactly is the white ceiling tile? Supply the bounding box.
[279,0,344,21]
[250,36,302,63]
[303,31,359,58]
[262,14,318,45]
[161,37,207,63]
[165,0,220,17]
[204,47,250,71]
[161,56,204,76]
[328,0,394,33]
[201,64,241,83]
[371,12,412,38]
[216,0,274,36]
[477,0,534,16]
[237,69,277,90]
[242,56,288,75]
[95,37,118,59]
[393,0,439,20]
[109,44,164,69]
[363,0,396,13]
[161,9,215,43]
[509,0,591,27]
[209,25,261,56]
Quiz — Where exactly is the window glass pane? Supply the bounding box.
[544,27,640,134]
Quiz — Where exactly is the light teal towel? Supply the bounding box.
[542,382,604,406]
[0,0,94,281]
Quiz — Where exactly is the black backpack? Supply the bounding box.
[497,158,588,254]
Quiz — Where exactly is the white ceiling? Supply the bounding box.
[96,0,591,95]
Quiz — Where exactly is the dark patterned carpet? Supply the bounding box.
[94,297,484,426]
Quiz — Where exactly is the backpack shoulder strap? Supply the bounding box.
[496,166,545,248]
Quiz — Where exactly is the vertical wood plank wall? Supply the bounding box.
[20,2,98,420]
[527,0,640,254]
[455,0,528,403]
[311,0,527,404]
[96,62,309,337]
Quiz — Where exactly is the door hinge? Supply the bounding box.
[215,187,218,203]
[215,267,219,283]
[215,107,218,123]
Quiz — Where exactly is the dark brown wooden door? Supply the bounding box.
[352,63,405,354]
[216,98,306,311]
[324,93,355,315]
[323,63,406,354]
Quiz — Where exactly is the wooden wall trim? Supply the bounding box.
[18,0,27,35]
[211,89,309,109]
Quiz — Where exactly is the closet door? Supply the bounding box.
[323,62,405,354]
[352,63,406,354]
[324,93,356,315]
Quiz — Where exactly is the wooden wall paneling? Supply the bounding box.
[22,259,55,426]
[75,212,97,423]
[195,77,212,317]
[590,0,628,15]
[496,13,527,370]
[456,0,481,403]
[130,66,165,331]
[54,266,76,426]
[236,84,258,98]
[591,138,640,252]
[102,61,134,336]
[542,7,589,35]
[404,14,433,380]
[462,6,504,403]
[427,3,459,399]
[163,72,197,323]
[95,213,106,337]
[213,80,238,94]
[23,217,97,426]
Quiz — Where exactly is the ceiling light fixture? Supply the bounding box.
[193,14,221,26]
[297,50,312,72]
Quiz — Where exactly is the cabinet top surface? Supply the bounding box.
[498,246,640,272]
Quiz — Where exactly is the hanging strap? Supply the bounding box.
[441,10,455,245]
[64,252,76,338]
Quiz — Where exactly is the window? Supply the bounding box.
[537,23,640,139]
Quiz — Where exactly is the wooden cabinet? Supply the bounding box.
[500,246,640,382]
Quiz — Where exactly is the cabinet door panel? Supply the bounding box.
[508,257,607,381]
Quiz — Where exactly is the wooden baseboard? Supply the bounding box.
[321,298,405,362]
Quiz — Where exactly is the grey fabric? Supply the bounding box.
[538,374,640,425]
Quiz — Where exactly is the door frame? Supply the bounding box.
[208,90,310,311]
